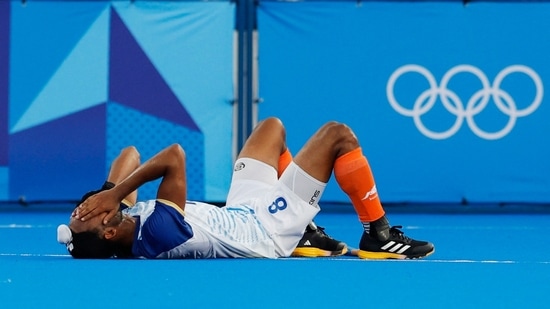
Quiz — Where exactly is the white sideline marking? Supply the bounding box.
[0,253,70,257]
[0,224,55,229]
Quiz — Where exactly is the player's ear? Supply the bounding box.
[103,227,117,240]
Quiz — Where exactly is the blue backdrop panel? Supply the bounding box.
[112,1,235,201]
[258,1,550,204]
[10,105,107,201]
[0,1,9,167]
[106,103,204,200]
[0,1,8,199]
[5,1,234,202]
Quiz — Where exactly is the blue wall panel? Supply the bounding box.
[2,0,549,205]
[0,1,9,199]
[10,105,107,201]
[3,1,234,202]
[258,1,550,204]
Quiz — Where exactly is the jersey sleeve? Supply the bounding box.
[132,201,194,258]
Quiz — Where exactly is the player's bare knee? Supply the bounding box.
[121,146,140,161]
[260,117,285,132]
[259,117,286,142]
[320,122,358,147]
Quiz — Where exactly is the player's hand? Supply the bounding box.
[73,190,120,224]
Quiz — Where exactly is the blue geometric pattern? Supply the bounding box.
[4,3,236,201]
[9,1,110,132]
[109,8,199,131]
[11,104,108,200]
[107,103,204,200]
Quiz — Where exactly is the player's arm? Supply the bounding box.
[71,146,141,218]
[75,144,188,223]
[106,146,141,205]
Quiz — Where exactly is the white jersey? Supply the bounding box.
[127,200,276,259]
[126,158,323,259]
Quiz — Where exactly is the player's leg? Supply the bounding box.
[226,118,287,206]
[279,145,347,257]
[293,121,434,259]
[236,118,347,257]
[237,117,287,170]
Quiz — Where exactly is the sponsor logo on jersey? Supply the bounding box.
[234,162,245,171]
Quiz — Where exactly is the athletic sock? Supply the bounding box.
[369,216,390,241]
[362,222,370,234]
[334,147,386,234]
[278,148,293,178]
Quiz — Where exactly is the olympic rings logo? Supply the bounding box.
[386,64,544,140]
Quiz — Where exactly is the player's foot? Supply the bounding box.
[292,223,348,257]
[357,226,434,259]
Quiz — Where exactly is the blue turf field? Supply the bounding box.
[1,205,549,308]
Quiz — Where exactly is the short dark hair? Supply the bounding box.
[68,230,115,259]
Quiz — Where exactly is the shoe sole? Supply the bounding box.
[353,248,435,260]
[291,246,348,257]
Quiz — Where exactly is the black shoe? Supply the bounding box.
[292,224,348,257]
[357,226,434,259]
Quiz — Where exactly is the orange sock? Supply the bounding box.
[334,147,385,222]
[278,148,293,178]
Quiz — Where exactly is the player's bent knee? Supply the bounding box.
[257,117,286,141]
[260,117,285,132]
[321,122,358,146]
